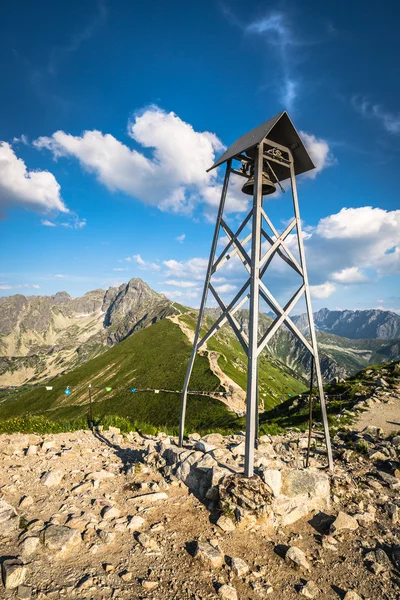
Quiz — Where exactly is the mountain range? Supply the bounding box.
[0,279,399,389]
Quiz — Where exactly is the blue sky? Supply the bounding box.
[0,0,399,314]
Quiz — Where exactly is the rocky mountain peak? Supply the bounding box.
[51,291,72,304]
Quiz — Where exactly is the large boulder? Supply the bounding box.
[43,525,82,555]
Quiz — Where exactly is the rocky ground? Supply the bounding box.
[0,420,399,600]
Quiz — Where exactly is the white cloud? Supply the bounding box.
[160,290,183,300]
[310,281,336,298]
[175,234,186,243]
[54,274,65,278]
[331,267,368,284]
[164,280,197,288]
[163,257,208,280]
[34,106,229,216]
[246,13,296,111]
[41,219,56,227]
[12,134,29,145]
[0,142,67,217]
[60,217,87,229]
[158,205,399,308]
[351,96,400,134]
[132,254,145,266]
[0,283,40,291]
[299,131,335,178]
[214,283,237,293]
[113,267,128,272]
[128,254,161,272]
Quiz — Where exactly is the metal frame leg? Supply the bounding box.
[244,145,263,477]
[178,160,232,446]
[289,163,334,470]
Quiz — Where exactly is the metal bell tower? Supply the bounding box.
[179,112,333,475]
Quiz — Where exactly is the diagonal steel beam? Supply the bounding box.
[213,210,252,273]
[259,218,296,269]
[220,219,252,272]
[257,284,305,356]
[259,280,314,355]
[197,280,250,349]
[209,284,249,354]
[261,208,303,276]
[213,233,252,274]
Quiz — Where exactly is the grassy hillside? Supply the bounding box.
[0,317,305,435]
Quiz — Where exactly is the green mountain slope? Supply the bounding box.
[0,317,305,435]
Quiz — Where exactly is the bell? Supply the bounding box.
[241,166,276,196]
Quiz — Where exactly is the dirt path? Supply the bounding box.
[354,384,400,434]
[168,314,246,415]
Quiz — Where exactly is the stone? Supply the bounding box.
[108,426,121,434]
[141,580,159,590]
[195,441,217,453]
[2,559,27,590]
[300,580,319,598]
[218,584,238,600]
[281,468,330,499]
[0,498,19,534]
[17,585,32,599]
[343,592,362,600]
[201,433,223,445]
[216,515,235,532]
[127,515,147,530]
[194,541,224,568]
[76,574,93,590]
[132,491,168,503]
[43,525,81,555]
[230,556,249,577]
[41,470,64,487]
[19,496,33,509]
[285,546,310,571]
[103,563,115,572]
[41,440,55,451]
[219,473,273,515]
[329,512,359,534]
[20,536,39,557]
[136,532,160,551]
[98,530,116,544]
[101,505,120,520]
[86,469,115,481]
[119,570,132,582]
[26,445,37,456]
[260,469,282,497]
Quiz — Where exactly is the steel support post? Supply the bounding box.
[289,163,334,470]
[306,356,314,468]
[244,145,263,477]
[178,160,232,447]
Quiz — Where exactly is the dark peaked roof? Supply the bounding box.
[208,111,315,180]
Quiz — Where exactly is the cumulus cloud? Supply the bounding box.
[33,106,329,217]
[310,282,336,298]
[0,142,67,217]
[331,267,368,284]
[175,234,186,243]
[157,205,399,307]
[163,257,208,280]
[299,131,335,177]
[34,106,232,215]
